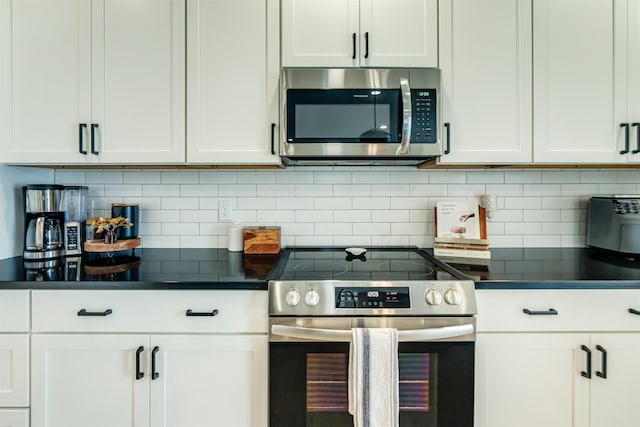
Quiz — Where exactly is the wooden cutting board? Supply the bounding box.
[243,227,281,254]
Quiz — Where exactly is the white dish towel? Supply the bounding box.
[348,327,399,427]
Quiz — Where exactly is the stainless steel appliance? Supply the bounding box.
[587,195,640,255]
[268,247,476,427]
[22,185,65,261]
[64,186,89,256]
[281,68,442,166]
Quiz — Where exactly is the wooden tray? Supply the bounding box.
[84,237,141,253]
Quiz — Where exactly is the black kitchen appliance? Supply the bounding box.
[268,247,476,427]
[22,184,66,262]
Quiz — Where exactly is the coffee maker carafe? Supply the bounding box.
[23,184,66,261]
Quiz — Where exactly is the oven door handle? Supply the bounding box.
[396,77,412,155]
[270,323,474,342]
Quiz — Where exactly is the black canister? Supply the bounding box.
[111,203,139,240]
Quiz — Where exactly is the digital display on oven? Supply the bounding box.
[335,287,410,309]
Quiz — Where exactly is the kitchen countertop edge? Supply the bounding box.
[475,280,640,289]
[0,281,268,290]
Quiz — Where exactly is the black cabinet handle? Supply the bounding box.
[352,33,356,59]
[523,308,558,316]
[77,308,113,316]
[186,309,219,317]
[620,123,630,154]
[581,345,592,379]
[135,346,144,380]
[632,123,640,154]
[364,32,369,59]
[151,346,160,380]
[91,123,99,155]
[595,344,607,379]
[79,123,88,154]
[271,123,276,155]
[444,122,451,154]
[629,308,640,316]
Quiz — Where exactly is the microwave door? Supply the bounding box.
[396,78,412,155]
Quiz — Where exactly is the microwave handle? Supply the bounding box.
[271,323,474,342]
[397,77,412,155]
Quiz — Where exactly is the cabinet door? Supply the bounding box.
[281,0,359,67]
[91,0,185,164]
[0,335,28,407]
[533,0,621,163]
[589,333,640,427]
[360,0,437,68]
[187,0,280,164]
[31,334,149,427]
[439,0,532,164]
[150,335,268,427]
[0,410,29,427]
[0,0,92,164]
[475,333,589,427]
[619,0,640,161]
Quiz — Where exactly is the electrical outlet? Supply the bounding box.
[219,200,233,221]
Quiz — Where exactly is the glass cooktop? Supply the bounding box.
[271,247,467,281]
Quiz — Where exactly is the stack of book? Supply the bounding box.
[433,200,491,270]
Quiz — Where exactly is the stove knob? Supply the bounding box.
[425,288,443,305]
[445,288,462,305]
[305,289,320,306]
[285,288,301,306]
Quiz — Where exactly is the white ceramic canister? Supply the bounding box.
[227,222,244,252]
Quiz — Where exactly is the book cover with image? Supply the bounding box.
[435,200,481,239]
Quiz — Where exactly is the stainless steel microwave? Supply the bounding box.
[280,68,442,166]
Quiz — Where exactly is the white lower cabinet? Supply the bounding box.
[475,290,640,427]
[0,410,29,427]
[29,290,268,427]
[0,290,29,426]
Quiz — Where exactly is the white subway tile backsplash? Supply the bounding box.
[162,197,198,210]
[54,168,640,249]
[85,171,124,184]
[353,197,390,209]
[124,171,161,184]
[354,223,391,235]
[315,222,352,235]
[352,171,391,184]
[523,209,560,222]
[504,171,542,184]
[144,184,180,197]
[162,171,197,184]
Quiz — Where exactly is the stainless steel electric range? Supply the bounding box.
[268,246,477,427]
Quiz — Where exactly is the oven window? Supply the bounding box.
[305,353,437,420]
[270,342,473,427]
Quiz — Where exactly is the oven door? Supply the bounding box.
[269,317,474,427]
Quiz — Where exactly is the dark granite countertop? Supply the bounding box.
[2,247,640,290]
[0,248,277,290]
[432,248,640,289]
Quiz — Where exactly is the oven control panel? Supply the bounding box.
[268,280,477,316]
[336,287,410,309]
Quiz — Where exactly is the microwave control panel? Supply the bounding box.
[411,89,437,144]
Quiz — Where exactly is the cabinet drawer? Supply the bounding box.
[0,290,29,332]
[32,290,267,333]
[476,289,640,332]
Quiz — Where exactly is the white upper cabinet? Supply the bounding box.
[438,0,532,164]
[281,0,438,68]
[0,0,185,165]
[616,0,640,162]
[533,0,621,163]
[186,0,280,164]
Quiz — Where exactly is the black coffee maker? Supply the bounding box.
[23,184,66,261]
